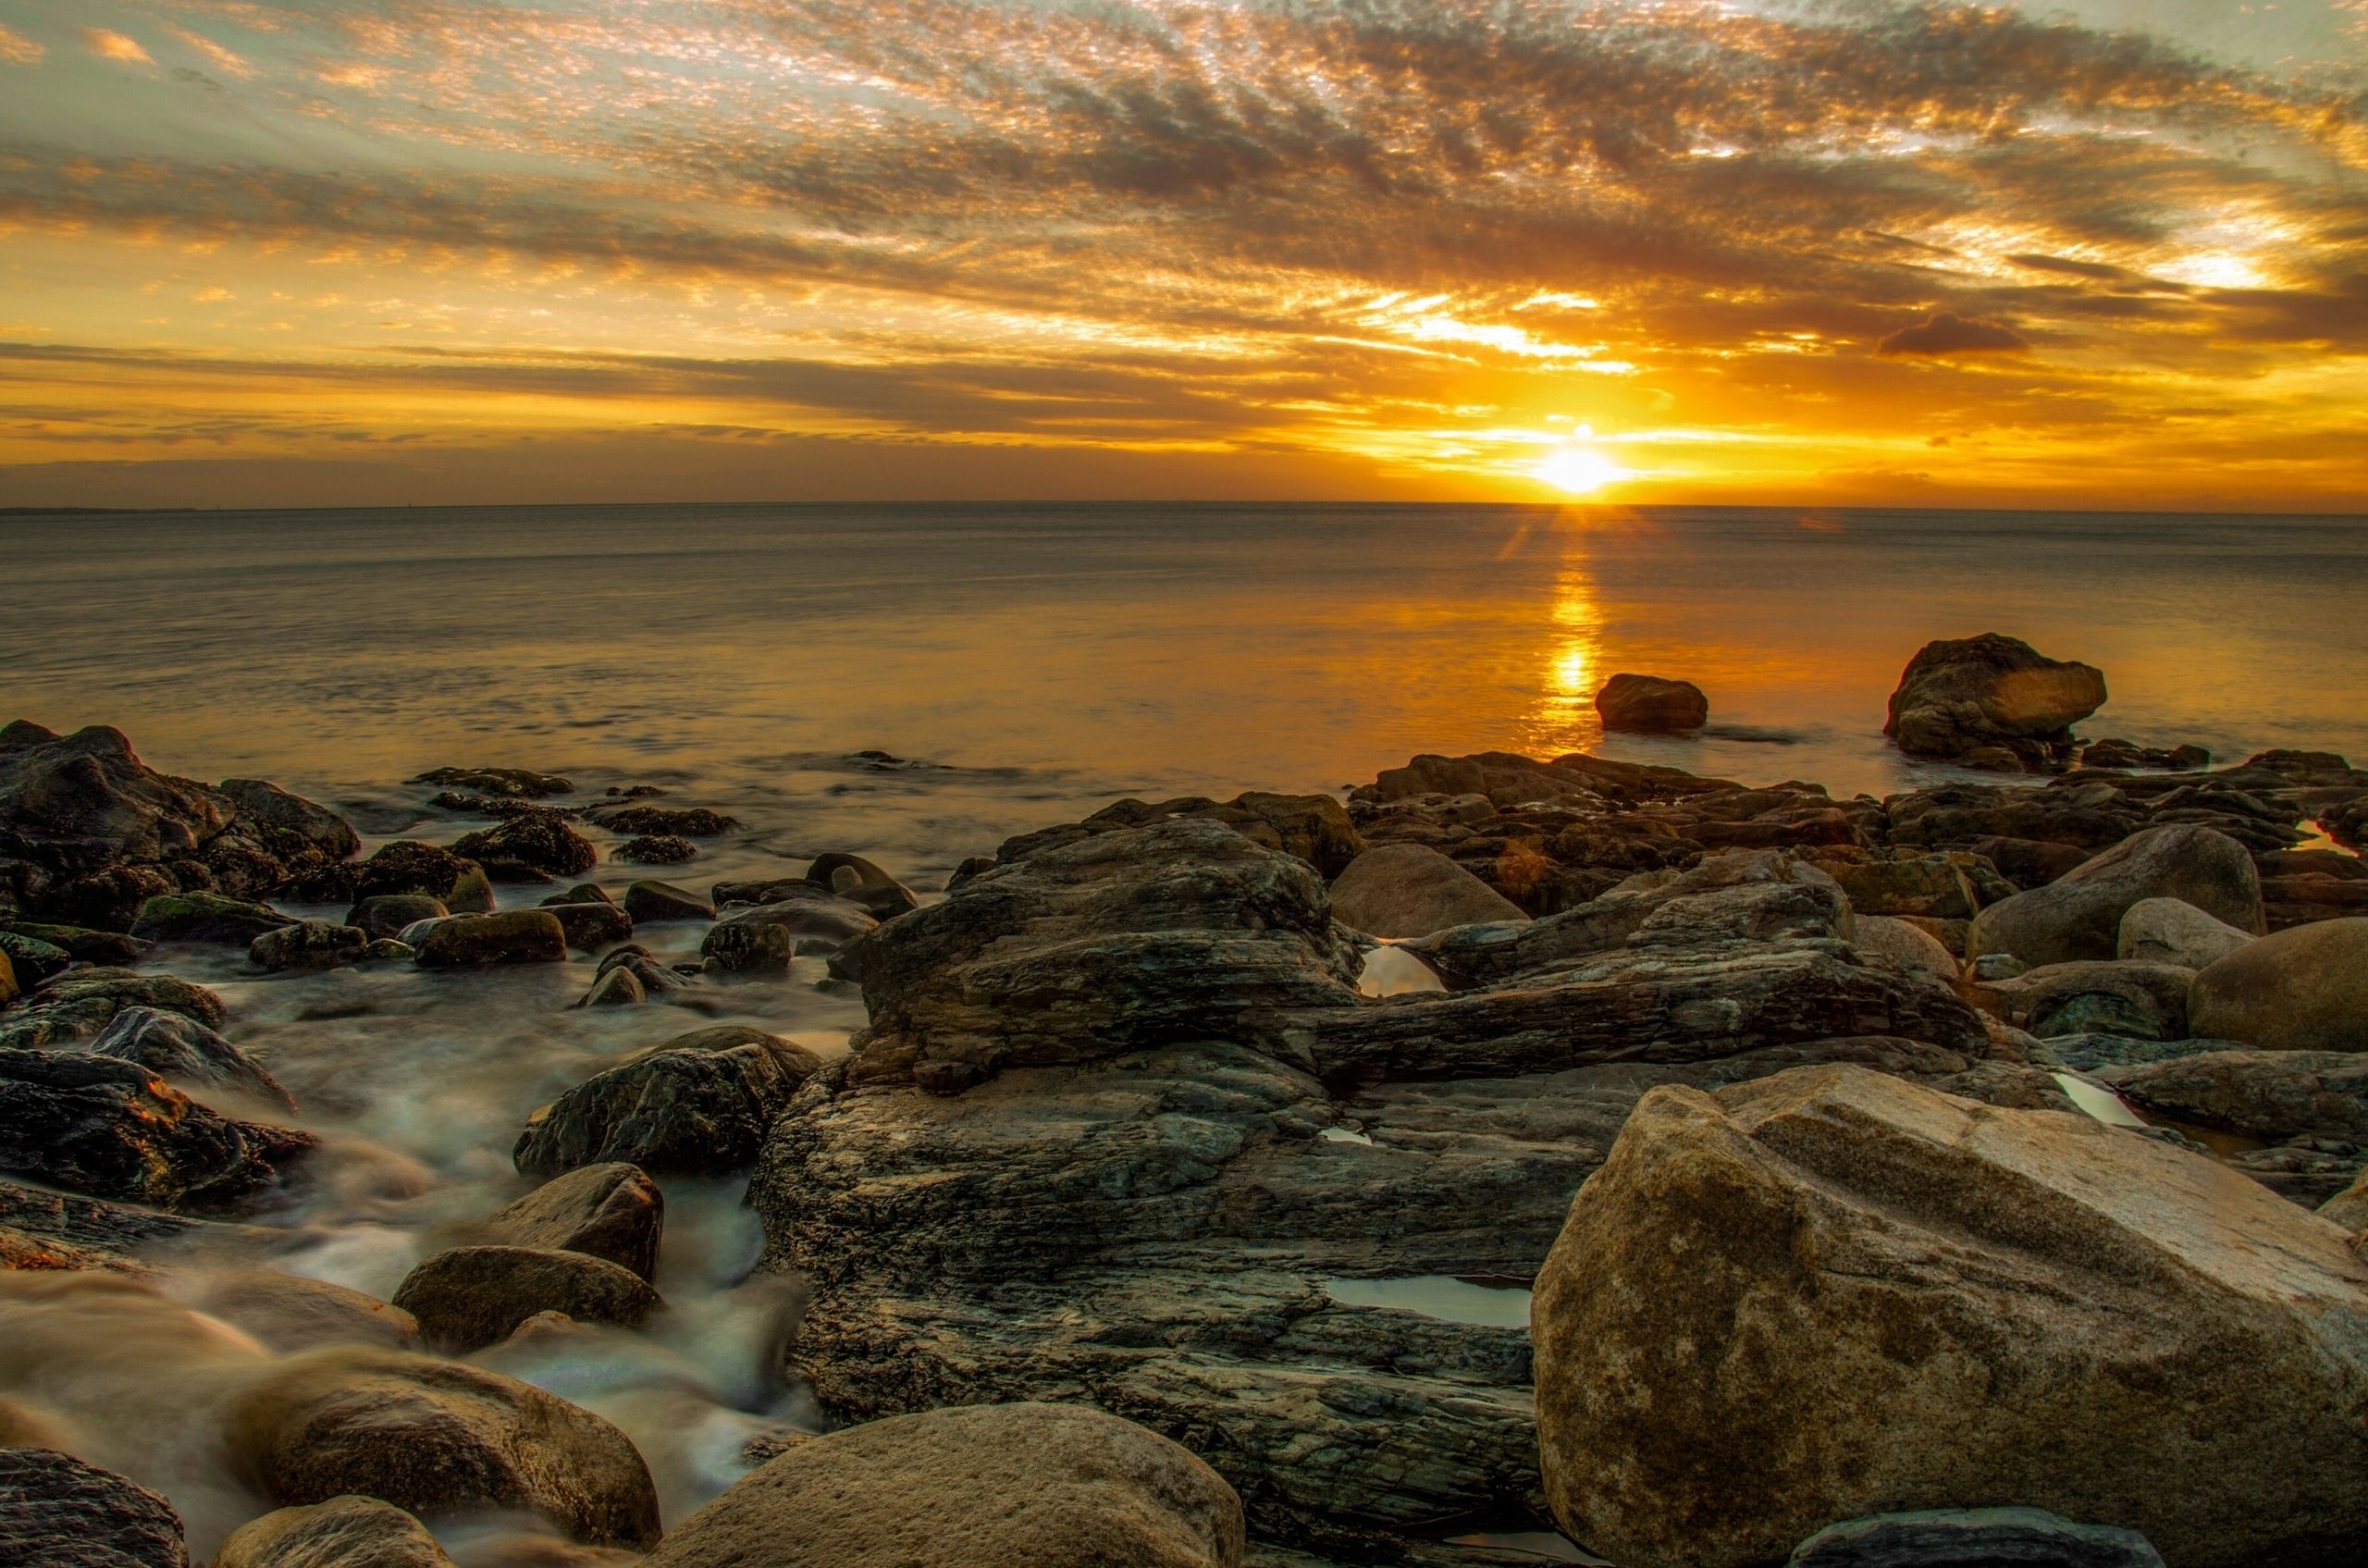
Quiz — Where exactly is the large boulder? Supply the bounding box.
[1326,843,1530,939]
[644,1401,1242,1568]
[215,1496,451,1568]
[2115,897,2255,969]
[391,1245,664,1352]
[0,722,229,880]
[227,1348,660,1548]
[484,1163,664,1281]
[413,910,568,969]
[1967,825,2262,968]
[1594,673,1708,733]
[2187,919,2368,1052]
[0,1050,314,1211]
[513,1027,823,1178]
[1530,1064,2368,1568]
[0,1446,188,1568]
[1882,634,2106,766]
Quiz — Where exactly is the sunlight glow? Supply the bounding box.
[1530,444,1631,496]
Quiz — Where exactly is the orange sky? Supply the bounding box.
[1,0,2364,510]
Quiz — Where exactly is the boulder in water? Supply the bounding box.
[186,1270,421,1352]
[1882,633,2106,766]
[805,853,919,920]
[1594,673,1709,733]
[1529,1063,2368,1568]
[215,1496,451,1568]
[130,891,292,945]
[621,880,713,923]
[344,893,448,939]
[484,1163,664,1281]
[391,1245,664,1352]
[700,919,793,977]
[89,1006,295,1112]
[410,766,574,798]
[215,778,362,863]
[514,1028,822,1178]
[544,901,633,953]
[452,814,598,879]
[249,920,368,973]
[413,910,568,969]
[0,1050,314,1211]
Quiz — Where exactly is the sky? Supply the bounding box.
[0,0,2362,510]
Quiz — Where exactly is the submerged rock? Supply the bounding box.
[613,833,696,865]
[2187,918,2368,1052]
[621,880,713,923]
[227,1348,660,1549]
[0,1446,188,1568]
[1326,843,1529,939]
[391,1245,664,1353]
[514,1027,822,1178]
[0,1050,313,1211]
[484,1163,664,1281]
[585,804,737,838]
[709,887,877,950]
[644,1401,1243,1568]
[186,1270,421,1353]
[699,919,793,977]
[1967,824,2262,968]
[216,1496,452,1568]
[1530,1064,2368,1568]
[1882,633,2105,767]
[344,893,449,940]
[1595,673,1709,733]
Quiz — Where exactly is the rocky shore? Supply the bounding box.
[3,634,2366,1568]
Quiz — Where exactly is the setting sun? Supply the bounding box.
[1531,445,1631,496]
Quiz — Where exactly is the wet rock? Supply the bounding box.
[0,720,225,877]
[187,1270,422,1352]
[0,970,226,1051]
[250,921,369,973]
[1882,633,2105,767]
[0,947,14,1008]
[712,888,876,951]
[89,1006,295,1112]
[0,1446,188,1568]
[699,920,793,977]
[0,929,72,985]
[452,815,598,879]
[613,833,695,865]
[2098,1050,2368,1147]
[1977,961,2195,1042]
[1327,844,1530,939]
[3,920,148,966]
[0,1175,251,1257]
[2187,918,2368,1052]
[544,902,633,953]
[997,793,1366,882]
[216,778,362,862]
[0,1050,314,1211]
[1530,1064,2368,1568]
[0,1225,132,1273]
[413,910,568,969]
[216,1496,452,1568]
[1967,824,2263,968]
[345,894,449,940]
[2078,739,2208,774]
[576,967,646,1008]
[595,946,687,995]
[391,1245,664,1353]
[585,804,737,838]
[2031,1034,2236,1074]
[314,840,488,907]
[485,1163,664,1281]
[1364,749,1733,810]
[1594,673,1708,733]
[545,883,615,907]
[621,880,714,923]
[2114,896,2254,969]
[1785,1507,2164,1568]
[227,1347,660,1548]
[514,1027,823,1178]
[807,853,920,920]
[47,864,179,934]
[411,767,574,799]
[1851,915,1959,983]
[363,939,413,963]
[645,1401,1243,1568]
[130,891,293,945]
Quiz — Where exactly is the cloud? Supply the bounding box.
[0,23,43,66]
[81,29,152,66]
[1875,313,2034,357]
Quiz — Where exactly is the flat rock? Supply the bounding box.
[484,1163,664,1281]
[644,1401,1242,1568]
[391,1245,663,1352]
[227,1347,660,1548]
[0,1447,188,1568]
[2187,918,2368,1051]
[1327,843,1530,939]
[1968,824,2262,968]
[216,1496,452,1568]
[1530,1064,2368,1568]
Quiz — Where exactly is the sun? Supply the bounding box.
[1530,444,1630,496]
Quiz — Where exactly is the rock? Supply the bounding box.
[806,854,919,920]
[1326,844,1530,939]
[584,804,737,837]
[2097,1050,2368,1148]
[711,887,877,949]
[0,1447,188,1568]
[344,894,449,940]
[621,880,713,923]
[576,967,645,1008]
[2079,739,2207,774]
[2187,918,2368,1052]
[229,1348,659,1547]
[546,883,616,907]
[1967,824,2262,968]
[216,1496,452,1568]
[413,910,568,969]
[452,815,598,879]
[1807,848,2011,920]
[1,920,147,965]
[1594,673,1709,733]
[186,1270,421,1352]
[0,971,225,1052]
[613,834,696,865]
[1529,1064,2368,1568]
[216,778,362,862]
[130,891,293,945]
[0,947,14,1008]
[1785,1506,2164,1568]
[2115,896,2254,969]
[1852,915,1959,982]
[2321,1167,2368,1232]
[514,1027,823,1178]
[544,902,633,953]
[0,1175,257,1257]
[996,793,1368,881]
[364,939,413,963]
[0,929,71,985]
[0,1050,313,1210]
[1978,961,2195,1042]
[250,921,368,973]
[0,1225,133,1273]
[643,1401,1243,1568]
[0,721,223,878]
[484,1163,664,1281]
[339,841,486,905]
[699,919,793,977]
[46,864,179,933]
[411,767,574,798]
[1882,633,2106,766]
[89,1006,295,1112]
[391,1245,664,1352]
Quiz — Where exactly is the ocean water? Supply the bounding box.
[4,501,2366,1555]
